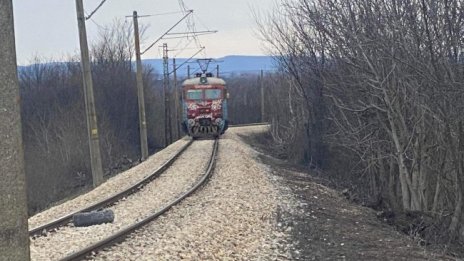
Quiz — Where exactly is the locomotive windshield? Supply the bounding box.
[186,89,202,100]
[205,89,222,99]
[186,89,223,100]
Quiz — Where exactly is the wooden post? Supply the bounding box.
[75,0,104,187]
[133,11,149,160]
[0,1,31,259]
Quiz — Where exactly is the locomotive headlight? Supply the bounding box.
[188,103,198,110]
[211,102,222,110]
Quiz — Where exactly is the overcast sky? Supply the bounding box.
[12,0,275,65]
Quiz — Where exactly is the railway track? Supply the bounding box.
[229,122,269,128]
[30,139,218,261]
[58,139,218,261]
[29,139,194,237]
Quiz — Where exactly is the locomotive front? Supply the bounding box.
[181,73,228,138]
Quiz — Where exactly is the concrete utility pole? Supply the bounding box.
[260,69,265,122]
[75,0,104,187]
[162,43,172,147]
[133,11,149,160]
[0,1,31,259]
[173,58,180,140]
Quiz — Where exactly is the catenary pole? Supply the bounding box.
[173,58,180,139]
[75,0,104,187]
[133,11,149,160]
[162,43,172,146]
[0,0,30,259]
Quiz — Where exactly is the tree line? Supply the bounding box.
[20,21,158,213]
[257,0,464,245]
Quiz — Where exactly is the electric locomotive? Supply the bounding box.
[181,72,228,138]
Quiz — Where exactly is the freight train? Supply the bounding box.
[181,72,228,138]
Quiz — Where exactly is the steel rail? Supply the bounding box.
[29,139,194,237]
[229,122,269,128]
[58,138,219,261]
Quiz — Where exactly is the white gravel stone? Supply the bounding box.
[30,139,214,261]
[93,126,291,260]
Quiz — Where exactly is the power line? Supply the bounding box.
[161,30,217,40]
[178,0,189,13]
[170,34,205,58]
[140,11,185,17]
[172,36,193,57]
[88,18,109,31]
[141,10,193,55]
[166,30,218,36]
[190,66,202,75]
[178,0,203,54]
[125,10,185,18]
[172,37,205,58]
[169,47,205,75]
[162,36,202,40]
[193,12,213,32]
[85,0,108,20]
[170,46,203,52]
[163,32,214,40]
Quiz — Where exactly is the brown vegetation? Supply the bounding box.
[256,0,464,249]
[227,73,265,125]
[20,21,163,214]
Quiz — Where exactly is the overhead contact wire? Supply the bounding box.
[85,0,108,20]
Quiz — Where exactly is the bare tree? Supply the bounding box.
[258,0,464,243]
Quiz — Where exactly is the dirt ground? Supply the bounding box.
[238,131,456,261]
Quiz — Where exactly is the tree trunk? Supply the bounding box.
[431,175,441,213]
[388,109,412,210]
[450,122,464,237]
[449,189,462,235]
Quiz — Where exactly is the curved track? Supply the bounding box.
[29,139,193,237]
[58,138,218,261]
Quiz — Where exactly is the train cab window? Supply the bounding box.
[186,89,202,100]
[205,89,222,99]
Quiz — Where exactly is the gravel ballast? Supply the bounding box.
[94,127,290,260]
[30,139,214,261]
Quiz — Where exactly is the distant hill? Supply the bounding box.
[17,55,278,78]
[143,55,277,78]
